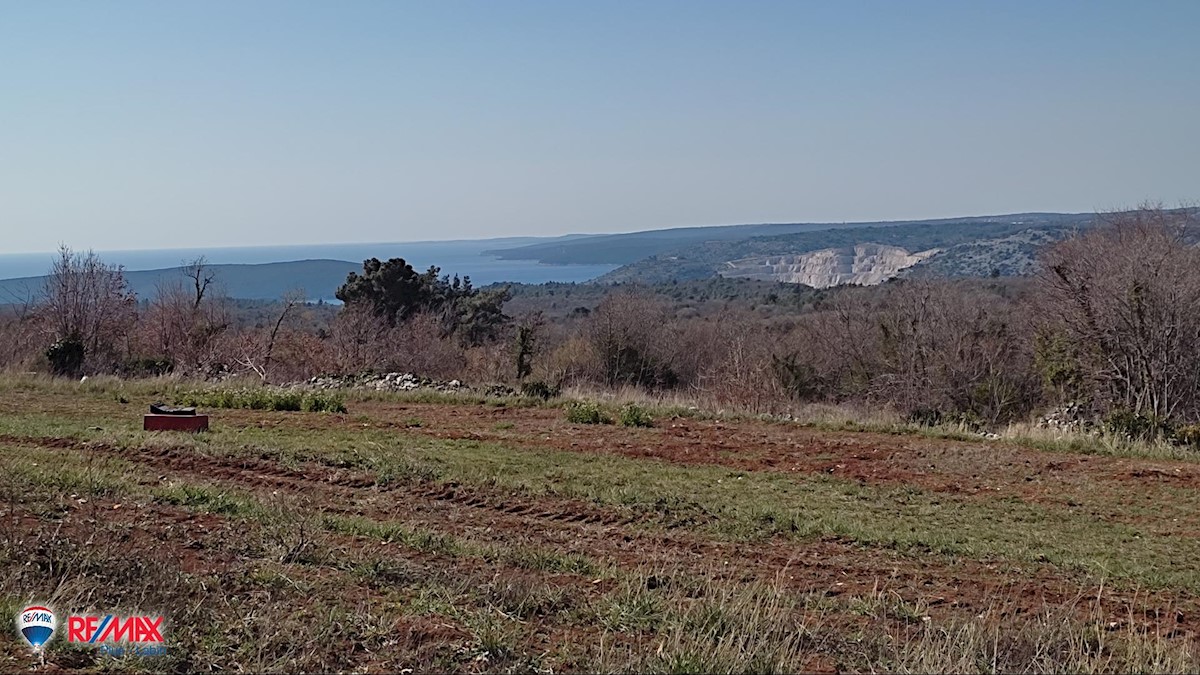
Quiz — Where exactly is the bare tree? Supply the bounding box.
[144,257,230,375]
[1037,207,1200,423]
[236,290,305,381]
[38,246,137,375]
[792,280,1038,424]
[184,256,217,312]
[691,313,785,413]
[330,302,388,373]
[585,289,680,389]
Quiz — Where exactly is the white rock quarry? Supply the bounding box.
[720,243,940,288]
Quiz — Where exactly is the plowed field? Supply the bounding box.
[2,379,1198,672]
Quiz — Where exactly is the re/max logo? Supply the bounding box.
[67,616,164,643]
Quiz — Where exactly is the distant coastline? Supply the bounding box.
[0,238,619,299]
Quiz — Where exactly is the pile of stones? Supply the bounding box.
[298,372,467,393]
[1038,401,1090,432]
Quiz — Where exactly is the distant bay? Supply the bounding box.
[0,238,619,300]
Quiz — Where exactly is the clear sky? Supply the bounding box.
[2,1,1197,253]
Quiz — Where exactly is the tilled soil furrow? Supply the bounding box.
[5,431,1198,636]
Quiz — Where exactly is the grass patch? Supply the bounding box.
[617,403,654,428]
[175,387,347,413]
[323,514,466,557]
[566,400,611,425]
[154,482,260,517]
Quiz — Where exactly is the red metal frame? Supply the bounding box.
[143,414,209,432]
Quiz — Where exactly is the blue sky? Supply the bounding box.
[2,1,1197,253]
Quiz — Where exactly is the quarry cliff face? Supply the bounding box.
[719,243,939,288]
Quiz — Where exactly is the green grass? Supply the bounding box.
[175,387,346,413]
[5,402,1200,593]
[565,400,611,424]
[154,482,261,517]
[324,514,603,577]
[618,403,655,428]
[185,425,1200,592]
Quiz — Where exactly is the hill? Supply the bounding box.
[482,220,924,265]
[483,213,1093,267]
[0,259,360,304]
[594,213,1100,284]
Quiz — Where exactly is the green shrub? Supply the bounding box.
[176,388,347,414]
[123,357,174,377]
[1173,425,1200,449]
[905,407,983,432]
[617,403,654,428]
[46,335,86,377]
[1104,409,1173,441]
[565,401,610,425]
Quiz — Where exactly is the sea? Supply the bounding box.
[0,238,618,287]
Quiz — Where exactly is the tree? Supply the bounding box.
[235,290,304,381]
[335,257,510,345]
[793,280,1038,424]
[335,258,447,325]
[586,289,679,389]
[514,312,545,381]
[144,257,230,374]
[454,286,512,345]
[39,246,137,375]
[1037,207,1200,424]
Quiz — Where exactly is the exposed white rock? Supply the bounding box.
[297,372,468,393]
[720,243,940,288]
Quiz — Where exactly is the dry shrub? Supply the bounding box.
[585,289,682,389]
[463,341,509,384]
[264,330,335,382]
[36,246,138,375]
[383,312,466,379]
[328,307,465,378]
[135,259,232,375]
[328,302,386,373]
[691,314,786,414]
[0,312,43,371]
[794,280,1039,424]
[535,335,595,388]
[1037,206,1200,424]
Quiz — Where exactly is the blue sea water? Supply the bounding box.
[0,238,617,286]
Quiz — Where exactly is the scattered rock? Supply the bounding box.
[296,372,470,394]
[482,384,515,398]
[1038,401,1091,432]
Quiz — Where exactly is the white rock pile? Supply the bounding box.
[299,373,467,393]
[1038,401,1090,432]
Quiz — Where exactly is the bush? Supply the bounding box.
[46,335,86,377]
[565,401,610,425]
[176,388,347,414]
[1103,409,1173,441]
[520,380,560,401]
[1175,425,1200,449]
[123,357,174,377]
[617,403,654,428]
[906,408,944,427]
[904,408,983,432]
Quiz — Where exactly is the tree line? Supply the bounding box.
[2,207,1197,438]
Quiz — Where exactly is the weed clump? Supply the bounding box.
[1175,424,1200,449]
[618,403,654,428]
[520,380,560,400]
[176,388,347,413]
[565,401,610,425]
